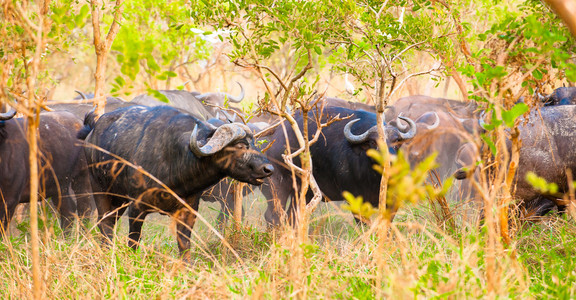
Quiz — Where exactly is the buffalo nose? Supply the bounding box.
[259,164,274,175]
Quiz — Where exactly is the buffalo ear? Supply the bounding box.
[455,142,477,166]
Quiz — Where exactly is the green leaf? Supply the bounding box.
[526,172,559,194]
[532,68,543,80]
[314,45,322,55]
[147,89,170,103]
[481,134,497,156]
[502,103,529,128]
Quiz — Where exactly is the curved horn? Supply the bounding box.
[0,109,16,120]
[74,90,89,100]
[448,111,467,123]
[478,111,488,130]
[424,112,440,130]
[536,92,550,102]
[195,93,210,102]
[396,116,417,140]
[189,123,248,157]
[226,82,245,103]
[343,119,377,144]
[395,112,408,131]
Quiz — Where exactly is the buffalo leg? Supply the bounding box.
[0,193,21,237]
[127,206,148,250]
[91,174,127,245]
[57,183,77,232]
[175,198,200,261]
[97,199,127,246]
[72,163,96,221]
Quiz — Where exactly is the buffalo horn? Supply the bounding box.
[395,112,408,131]
[536,92,546,101]
[478,111,488,129]
[0,108,16,120]
[75,90,89,100]
[396,116,416,140]
[189,123,248,157]
[226,82,245,103]
[343,119,377,144]
[539,93,553,105]
[448,111,467,123]
[196,82,245,104]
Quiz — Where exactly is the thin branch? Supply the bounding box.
[391,40,427,62]
[105,0,124,49]
[90,0,102,48]
[388,67,442,99]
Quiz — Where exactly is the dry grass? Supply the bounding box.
[2,195,574,298]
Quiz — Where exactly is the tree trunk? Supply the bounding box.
[26,114,42,299]
[544,0,576,37]
[233,182,245,230]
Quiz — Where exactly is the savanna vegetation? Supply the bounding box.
[1,0,576,298]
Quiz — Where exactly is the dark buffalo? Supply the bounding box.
[0,110,92,234]
[455,105,576,217]
[540,87,576,106]
[79,105,273,256]
[262,106,417,226]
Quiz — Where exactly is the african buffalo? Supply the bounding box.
[0,109,92,234]
[373,95,482,206]
[455,105,576,217]
[540,87,576,106]
[79,105,273,256]
[262,106,417,226]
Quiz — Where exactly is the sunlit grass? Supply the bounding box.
[1,197,574,298]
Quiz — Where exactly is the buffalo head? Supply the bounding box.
[190,122,273,185]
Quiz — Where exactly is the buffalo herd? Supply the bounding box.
[1,84,576,253]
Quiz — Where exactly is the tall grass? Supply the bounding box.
[1,198,574,298]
